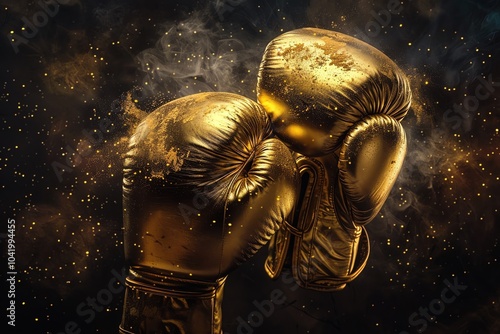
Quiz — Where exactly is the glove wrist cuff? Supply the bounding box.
[126,267,224,297]
[119,268,226,334]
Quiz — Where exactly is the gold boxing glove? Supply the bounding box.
[257,28,411,290]
[120,92,298,333]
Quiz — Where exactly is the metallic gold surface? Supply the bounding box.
[336,114,407,225]
[121,92,299,333]
[265,152,371,290]
[259,28,411,291]
[119,273,226,334]
[257,27,411,157]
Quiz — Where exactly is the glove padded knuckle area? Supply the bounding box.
[257,27,412,156]
[337,114,406,225]
[122,92,298,280]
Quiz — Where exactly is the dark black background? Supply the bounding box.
[1,0,499,333]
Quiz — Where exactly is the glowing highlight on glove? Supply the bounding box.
[257,90,289,120]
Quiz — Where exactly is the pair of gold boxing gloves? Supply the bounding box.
[119,28,412,334]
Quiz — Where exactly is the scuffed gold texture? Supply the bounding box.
[257,27,411,157]
[259,28,411,291]
[121,92,299,333]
